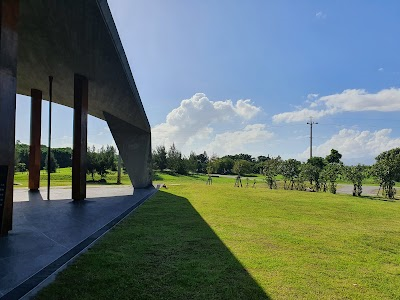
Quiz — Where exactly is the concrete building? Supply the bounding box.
[0,0,152,235]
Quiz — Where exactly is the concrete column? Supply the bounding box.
[0,0,19,236]
[29,89,42,191]
[72,74,88,201]
[104,112,152,189]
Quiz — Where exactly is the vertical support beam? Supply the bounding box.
[117,155,121,184]
[72,74,88,201]
[0,0,19,236]
[104,112,152,189]
[29,89,42,191]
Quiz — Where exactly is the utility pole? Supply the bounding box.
[307,117,318,159]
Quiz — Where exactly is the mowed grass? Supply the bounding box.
[13,167,132,188]
[35,175,400,299]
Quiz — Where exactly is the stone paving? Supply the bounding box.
[0,185,157,299]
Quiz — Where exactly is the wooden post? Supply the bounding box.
[72,74,88,201]
[29,89,42,191]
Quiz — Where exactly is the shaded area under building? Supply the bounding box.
[0,185,158,298]
[0,0,152,235]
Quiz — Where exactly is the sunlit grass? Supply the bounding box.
[13,167,132,188]
[35,173,400,299]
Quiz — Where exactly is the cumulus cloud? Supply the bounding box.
[273,88,400,123]
[204,124,274,155]
[315,11,327,19]
[298,128,400,163]
[152,93,270,155]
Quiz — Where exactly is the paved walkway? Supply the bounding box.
[336,184,378,196]
[0,185,158,299]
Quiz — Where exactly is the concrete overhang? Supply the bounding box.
[17,0,150,133]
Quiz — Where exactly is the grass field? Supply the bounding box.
[34,173,400,299]
[13,168,265,188]
[13,167,382,189]
[13,167,133,188]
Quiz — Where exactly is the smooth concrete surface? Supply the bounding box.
[15,0,152,189]
[105,112,152,188]
[0,186,157,297]
[0,0,19,235]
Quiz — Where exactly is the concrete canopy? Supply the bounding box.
[16,0,152,188]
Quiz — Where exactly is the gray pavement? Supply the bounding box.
[336,184,379,196]
[0,185,158,299]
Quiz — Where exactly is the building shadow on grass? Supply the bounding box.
[130,190,271,299]
[34,190,271,299]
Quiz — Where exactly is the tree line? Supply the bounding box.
[153,144,400,199]
[15,141,118,180]
[16,140,400,198]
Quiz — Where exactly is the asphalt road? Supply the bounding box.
[335,184,378,196]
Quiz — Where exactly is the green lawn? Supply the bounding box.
[13,168,263,188]
[13,167,132,188]
[34,174,400,299]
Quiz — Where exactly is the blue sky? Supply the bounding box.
[15,0,400,164]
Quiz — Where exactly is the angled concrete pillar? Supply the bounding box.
[104,112,152,189]
[29,89,42,191]
[72,74,88,201]
[0,0,19,236]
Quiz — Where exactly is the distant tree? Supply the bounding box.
[300,163,321,191]
[257,155,269,163]
[325,149,342,164]
[344,164,367,196]
[15,163,27,172]
[53,147,72,168]
[234,153,255,162]
[233,159,252,175]
[15,141,30,167]
[263,157,281,189]
[153,145,168,171]
[40,145,47,169]
[302,156,326,191]
[96,146,117,179]
[207,155,220,174]
[281,159,301,190]
[187,151,198,173]
[295,166,307,191]
[87,146,97,180]
[196,151,209,173]
[218,157,235,174]
[167,143,187,174]
[45,150,58,173]
[320,163,342,194]
[307,156,326,170]
[370,148,400,199]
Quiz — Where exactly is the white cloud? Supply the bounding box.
[315,11,327,19]
[204,124,274,155]
[307,93,319,101]
[378,67,384,72]
[151,93,269,155]
[234,99,261,119]
[273,88,400,123]
[298,128,400,163]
